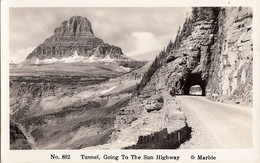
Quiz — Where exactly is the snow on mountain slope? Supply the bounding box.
[35,51,115,64]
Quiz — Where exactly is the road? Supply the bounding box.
[177,96,252,149]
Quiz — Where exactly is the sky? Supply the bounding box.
[9,7,191,63]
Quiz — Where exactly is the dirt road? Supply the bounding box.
[177,96,252,149]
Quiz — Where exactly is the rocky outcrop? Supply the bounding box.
[122,94,191,149]
[143,95,164,113]
[94,43,129,60]
[206,7,253,104]
[137,7,252,105]
[85,93,190,149]
[26,16,130,60]
[10,122,32,149]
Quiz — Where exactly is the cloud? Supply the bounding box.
[126,32,164,56]
[9,7,192,61]
[10,47,34,63]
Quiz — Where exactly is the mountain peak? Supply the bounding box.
[43,16,96,45]
[55,16,94,37]
[26,16,132,61]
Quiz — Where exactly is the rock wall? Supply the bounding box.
[206,7,253,104]
[124,126,191,149]
[138,7,253,105]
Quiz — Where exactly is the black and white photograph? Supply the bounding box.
[8,6,253,149]
[1,0,260,162]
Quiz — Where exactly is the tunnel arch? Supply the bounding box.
[183,73,206,96]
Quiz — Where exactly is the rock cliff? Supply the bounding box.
[137,7,252,105]
[26,16,130,60]
[206,7,252,104]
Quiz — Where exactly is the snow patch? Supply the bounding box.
[35,58,59,64]
[75,91,95,99]
[88,55,115,63]
[60,52,86,63]
[103,55,114,62]
[35,51,115,64]
[101,86,117,94]
[119,66,131,72]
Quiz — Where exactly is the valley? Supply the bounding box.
[10,61,148,149]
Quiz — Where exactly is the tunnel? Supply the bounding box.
[183,73,206,96]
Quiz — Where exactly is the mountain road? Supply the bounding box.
[177,96,252,149]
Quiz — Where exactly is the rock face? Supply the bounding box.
[88,93,190,149]
[207,7,253,104]
[10,122,32,149]
[26,16,129,60]
[137,7,253,105]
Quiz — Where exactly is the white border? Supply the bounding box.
[1,0,260,163]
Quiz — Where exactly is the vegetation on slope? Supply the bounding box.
[135,7,221,94]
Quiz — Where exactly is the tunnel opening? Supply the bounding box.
[183,73,206,96]
[189,85,203,96]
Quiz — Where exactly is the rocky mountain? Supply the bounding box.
[10,16,146,83]
[26,16,130,61]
